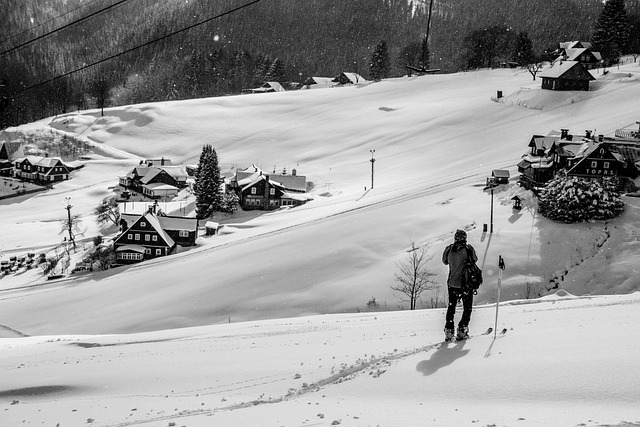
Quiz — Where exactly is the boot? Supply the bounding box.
[444,328,455,342]
[456,325,469,341]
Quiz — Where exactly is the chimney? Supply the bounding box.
[561,129,569,139]
[292,168,297,176]
[585,130,592,139]
[598,134,604,142]
[161,157,165,166]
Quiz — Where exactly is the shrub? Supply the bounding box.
[538,175,624,222]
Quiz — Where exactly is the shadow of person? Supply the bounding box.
[416,341,470,376]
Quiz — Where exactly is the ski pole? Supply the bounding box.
[494,255,506,339]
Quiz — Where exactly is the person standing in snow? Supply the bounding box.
[442,229,478,342]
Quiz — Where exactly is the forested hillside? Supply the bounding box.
[1,0,638,128]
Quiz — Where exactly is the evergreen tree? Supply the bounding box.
[369,40,390,81]
[538,175,624,223]
[265,58,286,84]
[193,145,223,220]
[513,32,536,66]
[591,0,630,65]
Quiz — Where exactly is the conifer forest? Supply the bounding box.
[1,0,639,128]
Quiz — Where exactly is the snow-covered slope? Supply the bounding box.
[2,292,640,426]
[2,65,640,336]
[2,62,640,426]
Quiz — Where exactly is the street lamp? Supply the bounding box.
[369,150,376,190]
[484,177,498,233]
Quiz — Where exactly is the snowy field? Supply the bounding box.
[1,62,640,426]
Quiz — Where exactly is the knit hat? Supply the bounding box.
[454,229,467,242]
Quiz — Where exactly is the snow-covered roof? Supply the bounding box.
[333,72,367,85]
[539,61,594,80]
[252,82,285,93]
[115,244,146,253]
[14,155,65,168]
[144,183,178,191]
[300,77,335,89]
[158,216,197,232]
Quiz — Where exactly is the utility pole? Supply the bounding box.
[370,149,376,190]
[65,197,76,249]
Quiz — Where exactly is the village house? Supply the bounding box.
[229,165,311,210]
[251,82,286,93]
[299,77,335,90]
[555,41,602,69]
[119,164,188,200]
[539,61,595,91]
[12,156,71,182]
[0,141,23,175]
[114,205,198,264]
[332,72,368,86]
[518,124,640,190]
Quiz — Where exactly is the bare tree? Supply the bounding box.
[527,62,543,80]
[94,197,120,226]
[391,241,438,310]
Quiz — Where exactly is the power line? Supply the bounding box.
[1,0,135,57]
[16,0,263,94]
[0,0,106,47]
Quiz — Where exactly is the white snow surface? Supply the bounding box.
[2,64,640,426]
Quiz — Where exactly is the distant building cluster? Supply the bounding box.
[518,122,640,190]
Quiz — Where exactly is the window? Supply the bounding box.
[179,230,189,237]
[251,187,257,194]
[145,248,151,255]
[119,253,143,261]
[135,234,140,240]
[270,188,275,195]
[152,235,158,242]
[145,234,150,241]
[604,162,610,169]
[156,249,162,255]
[140,221,146,227]
[127,233,133,240]
[591,161,598,168]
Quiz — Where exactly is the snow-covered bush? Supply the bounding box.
[538,175,624,223]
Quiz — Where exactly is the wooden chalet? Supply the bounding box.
[332,72,367,86]
[114,212,175,264]
[251,82,285,93]
[12,156,70,182]
[539,61,594,91]
[0,141,23,175]
[300,77,334,90]
[565,142,625,180]
[119,165,185,199]
[518,126,638,189]
[230,165,311,210]
[115,207,198,264]
[555,41,602,70]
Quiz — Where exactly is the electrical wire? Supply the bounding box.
[16,0,263,94]
[1,0,135,57]
[0,0,106,47]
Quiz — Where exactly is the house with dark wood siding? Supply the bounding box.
[518,126,639,189]
[230,165,312,210]
[119,166,184,199]
[12,156,71,182]
[114,212,176,264]
[540,61,594,91]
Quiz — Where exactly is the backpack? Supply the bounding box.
[463,246,483,294]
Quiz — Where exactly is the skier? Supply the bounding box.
[442,229,478,342]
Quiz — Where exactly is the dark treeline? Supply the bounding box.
[1,0,637,128]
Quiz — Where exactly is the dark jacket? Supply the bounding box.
[442,242,478,289]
